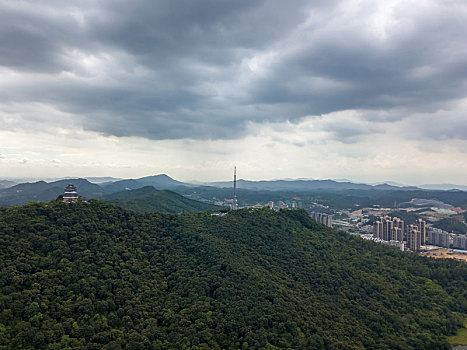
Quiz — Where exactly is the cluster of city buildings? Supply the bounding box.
[373,214,467,254]
[310,212,333,227]
[321,205,466,259]
[375,216,426,251]
[264,201,294,210]
[375,216,405,241]
[245,200,300,210]
[218,199,302,211]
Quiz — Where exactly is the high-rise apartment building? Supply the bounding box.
[416,218,426,244]
[375,216,404,242]
[393,227,402,241]
[406,224,421,251]
[453,235,467,250]
[376,220,383,238]
[310,212,333,228]
[382,218,393,241]
[392,217,404,241]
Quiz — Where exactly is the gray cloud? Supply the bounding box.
[0,0,467,141]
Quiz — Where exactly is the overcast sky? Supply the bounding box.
[1,0,467,184]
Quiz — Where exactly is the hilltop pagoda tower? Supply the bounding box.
[63,184,79,203]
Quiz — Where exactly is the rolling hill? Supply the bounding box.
[102,186,221,213]
[101,174,190,194]
[0,200,466,348]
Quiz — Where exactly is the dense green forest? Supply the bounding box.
[433,217,467,235]
[101,186,221,214]
[0,201,466,349]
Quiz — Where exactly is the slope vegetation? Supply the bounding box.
[102,186,220,213]
[0,201,466,349]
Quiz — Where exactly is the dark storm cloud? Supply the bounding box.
[0,0,466,140]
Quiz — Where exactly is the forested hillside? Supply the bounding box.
[0,201,466,349]
[433,217,467,235]
[102,186,221,213]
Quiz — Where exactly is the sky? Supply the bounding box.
[1,0,467,184]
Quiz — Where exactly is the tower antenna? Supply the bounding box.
[233,166,238,210]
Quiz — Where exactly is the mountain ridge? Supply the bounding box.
[102,186,221,213]
[101,174,191,194]
[2,174,467,210]
[207,178,422,192]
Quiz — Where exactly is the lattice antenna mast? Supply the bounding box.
[233,166,238,210]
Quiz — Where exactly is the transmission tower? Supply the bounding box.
[233,166,238,210]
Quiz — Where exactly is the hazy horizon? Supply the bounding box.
[2,173,467,189]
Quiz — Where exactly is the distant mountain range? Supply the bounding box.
[0,179,103,206]
[0,180,16,189]
[1,174,467,209]
[419,183,467,191]
[0,177,219,213]
[84,176,122,184]
[100,174,191,194]
[0,175,192,207]
[208,179,421,192]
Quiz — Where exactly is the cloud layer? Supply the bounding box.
[1,0,467,141]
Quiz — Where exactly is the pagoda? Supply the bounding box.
[63,184,79,203]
